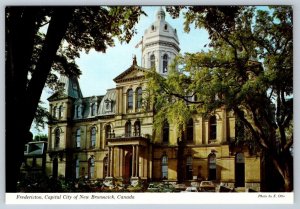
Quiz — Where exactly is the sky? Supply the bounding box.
[34,6,211,135]
[73,6,210,97]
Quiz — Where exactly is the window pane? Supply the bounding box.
[137,88,143,108]
[209,116,217,140]
[150,54,155,68]
[127,89,133,109]
[163,54,168,73]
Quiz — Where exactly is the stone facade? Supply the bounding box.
[46,8,261,191]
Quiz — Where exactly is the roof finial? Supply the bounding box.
[133,54,137,65]
[156,6,165,21]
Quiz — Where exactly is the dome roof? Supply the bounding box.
[143,7,179,47]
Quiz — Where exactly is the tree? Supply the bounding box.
[147,6,293,191]
[34,134,48,142]
[6,6,145,192]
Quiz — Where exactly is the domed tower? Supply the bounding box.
[141,7,180,75]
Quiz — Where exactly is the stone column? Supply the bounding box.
[111,147,114,177]
[136,145,139,177]
[132,145,136,177]
[107,147,111,177]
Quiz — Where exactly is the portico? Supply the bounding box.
[105,136,150,184]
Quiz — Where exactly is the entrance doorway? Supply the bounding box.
[235,153,245,187]
[125,152,132,182]
[208,153,216,180]
[52,158,58,179]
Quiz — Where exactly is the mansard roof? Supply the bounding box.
[48,75,83,101]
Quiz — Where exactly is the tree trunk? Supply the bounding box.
[271,151,293,192]
[6,7,74,192]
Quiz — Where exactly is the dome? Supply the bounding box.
[143,7,179,49]
[141,7,180,74]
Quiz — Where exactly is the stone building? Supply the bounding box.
[46,7,261,191]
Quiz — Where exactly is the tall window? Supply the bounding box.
[76,128,81,148]
[187,118,194,143]
[162,155,168,179]
[163,121,169,144]
[125,121,132,137]
[134,121,141,136]
[208,153,217,180]
[75,158,80,179]
[136,87,143,109]
[58,105,63,118]
[150,54,155,68]
[209,116,217,141]
[91,103,97,116]
[127,89,133,110]
[88,157,95,179]
[90,127,96,148]
[54,128,60,148]
[53,107,57,118]
[163,54,168,73]
[186,156,193,180]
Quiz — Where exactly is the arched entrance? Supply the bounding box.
[124,152,133,182]
[235,153,245,187]
[52,158,58,179]
[208,153,216,181]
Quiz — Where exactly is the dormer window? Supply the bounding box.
[76,105,82,118]
[91,103,97,116]
[104,99,112,112]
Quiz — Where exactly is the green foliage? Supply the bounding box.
[33,134,48,141]
[147,6,293,190]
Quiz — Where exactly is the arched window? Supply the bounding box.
[208,153,217,180]
[186,156,193,180]
[90,127,96,148]
[136,87,143,109]
[163,121,169,144]
[91,103,97,116]
[125,121,132,137]
[134,121,141,136]
[209,116,217,141]
[54,128,60,148]
[150,54,155,68]
[187,118,194,143]
[76,128,81,148]
[164,24,168,30]
[163,54,168,73]
[53,106,57,118]
[127,89,133,110]
[58,105,63,118]
[88,156,95,179]
[75,158,80,179]
[162,155,168,179]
